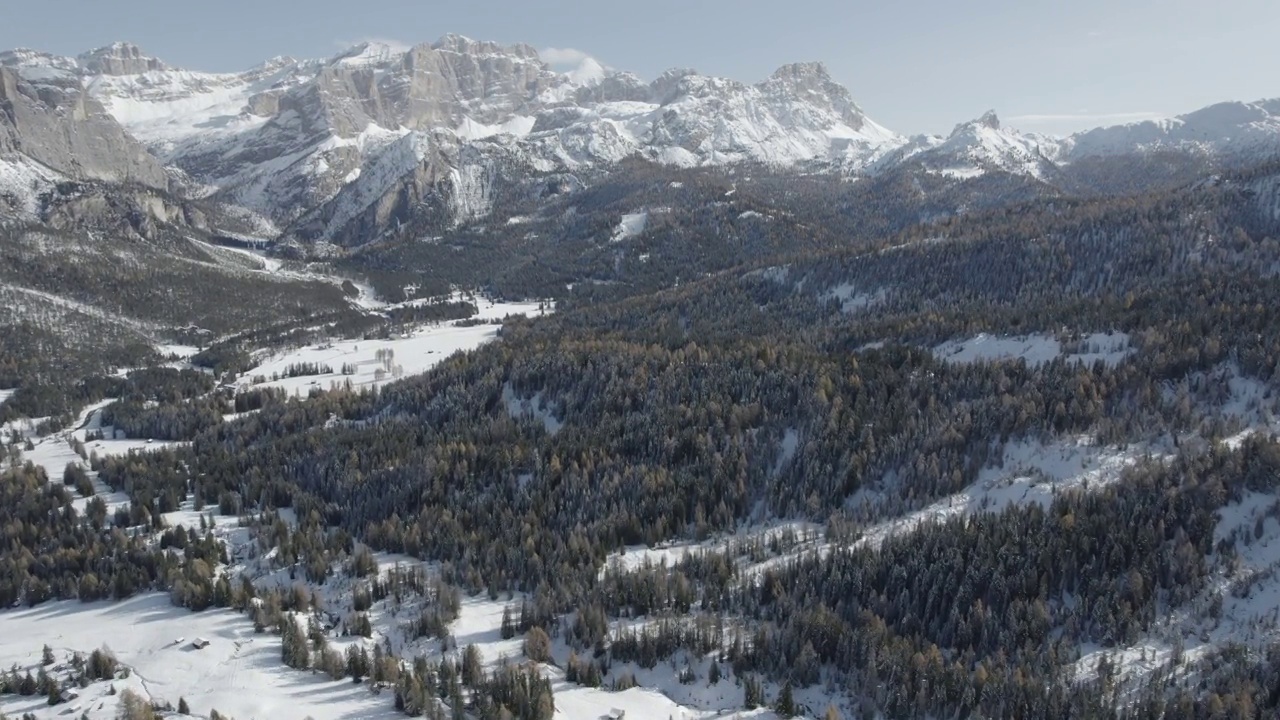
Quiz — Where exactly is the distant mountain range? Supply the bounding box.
[3,35,1280,246]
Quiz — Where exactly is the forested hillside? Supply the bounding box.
[7,159,1280,718]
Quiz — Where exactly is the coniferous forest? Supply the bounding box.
[6,157,1280,719]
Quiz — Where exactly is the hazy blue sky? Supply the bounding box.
[5,0,1279,136]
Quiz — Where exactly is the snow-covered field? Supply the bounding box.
[933,331,1133,367]
[240,296,548,395]
[2,399,183,483]
[0,588,778,720]
[0,594,401,720]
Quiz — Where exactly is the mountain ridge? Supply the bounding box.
[4,34,1280,246]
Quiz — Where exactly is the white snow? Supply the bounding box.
[1074,476,1280,692]
[448,596,525,665]
[0,594,403,720]
[0,154,62,219]
[455,115,537,141]
[553,679,774,720]
[772,428,799,476]
[742,265,790,284]
[156,344,201,359]
[854,435,1155,549]
[611,212,648,243]
[3,399,184,485]
[88,68,280,150]
[822,282,886,313]
[239,297,548,394]
[933,331,1133,367]
[502,383,563,435]
[333,41,405,67]
[938,166,985,179]
[564,57,607,87]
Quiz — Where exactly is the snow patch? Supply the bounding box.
[0,155,61,218]
[611,211,648,243]
[822,282,886,313]
[502,383,563,435]
[854,435,1156,549]
[933,331,1133,367]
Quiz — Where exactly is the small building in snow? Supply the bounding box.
[192,637,210,649]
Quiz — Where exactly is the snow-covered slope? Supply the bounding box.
[879,111,1058,179]
[1,35,909,234]
[0,61,169,190]
[6,34,1280,244]
[1064,99,1280,161]
[0,154,62,219]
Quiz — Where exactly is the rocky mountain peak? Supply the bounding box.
[759,61,866,130]
[767,61,833,85]
[950,110,1001,138]
[430,34,540,62]
[0,63,169,189]
[77,42,167,75]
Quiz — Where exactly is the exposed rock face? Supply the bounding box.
[1,34,910,237]
[77,42,167,76]
[5,32,1280,250]
[758,62,869,131]
[86,37,905,231]
[0,65,169,189]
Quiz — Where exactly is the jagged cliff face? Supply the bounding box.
[0,64,169,190]
[77,42,168,76]
[13,34,905,240]
[4,34,1280,248]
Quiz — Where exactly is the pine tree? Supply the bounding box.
[117,688,152,720]
[178,697,190,715]
[461,645,483,688]
[523,627,551,663]
[500,606,515,640]
[776,680,796,718]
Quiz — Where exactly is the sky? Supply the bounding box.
[4,0,1279,137]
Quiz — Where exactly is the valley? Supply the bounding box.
[2,24,1280,720]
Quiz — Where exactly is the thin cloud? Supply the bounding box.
[540,47,593,67]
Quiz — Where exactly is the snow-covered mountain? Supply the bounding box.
[870,111,1060,179]
[5,34,1280,245]
[0,55,173,220]
[1063,99,1280,162]
[1,36,906,237]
